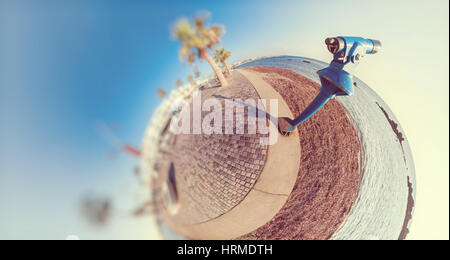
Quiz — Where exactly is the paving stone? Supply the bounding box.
[154,72,269,224]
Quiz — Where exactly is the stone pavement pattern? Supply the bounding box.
[156,72,269,224]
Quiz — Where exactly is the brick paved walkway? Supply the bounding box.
[156,70,301,239]
[156,72,269,225]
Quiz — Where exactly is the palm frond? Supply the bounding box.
[173,19,193,42]
[179,44,190,59]
[187,52,196,64]
[214,47,231,62]
[209,24,225,38]
[172,14,228,86]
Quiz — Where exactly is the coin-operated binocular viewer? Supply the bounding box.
[281,36,382,136]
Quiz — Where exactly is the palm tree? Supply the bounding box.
[192,64,201,78]
[214,48,232,75]
[173,15,228,87]
[187,75,197,87]
[156,88,166,98]
[175,79,183,87]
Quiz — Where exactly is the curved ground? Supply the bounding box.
[237,66,362,240]
[156,72,269,225]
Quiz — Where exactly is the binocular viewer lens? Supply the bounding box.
[369,39,382,54]
[325,37,382,55]
[325,37,344,54]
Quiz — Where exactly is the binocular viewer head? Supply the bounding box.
[325,37,382,56]
[317,36,382,98]
[282,35,383,131]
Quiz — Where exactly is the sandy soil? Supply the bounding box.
[237,66,362,240]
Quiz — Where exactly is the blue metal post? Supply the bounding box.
[284,36,381,134]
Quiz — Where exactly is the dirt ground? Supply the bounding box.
[237,66,362,240]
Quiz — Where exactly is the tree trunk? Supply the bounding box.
[223,60,232,76]
[199,49,228,87]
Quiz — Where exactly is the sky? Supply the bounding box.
[0,0,448,239]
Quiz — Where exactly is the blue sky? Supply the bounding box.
[0,0,448,239]
[0,0,282,239]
